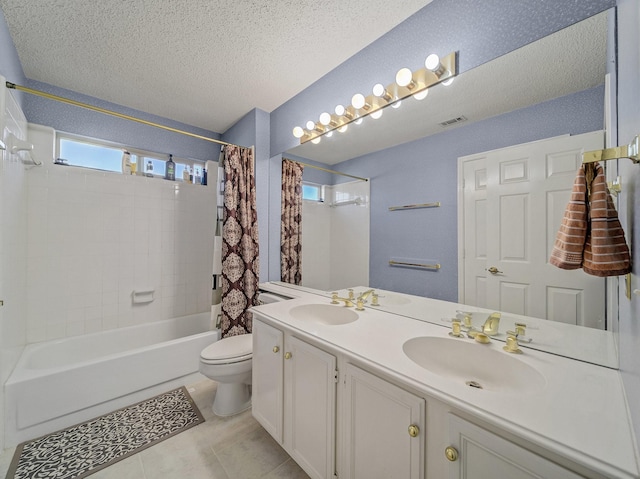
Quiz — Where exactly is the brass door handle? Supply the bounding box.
[408,425,420,437]
[445,446,459,462]
[487,266,503,275]
[272,346,280,353]
[284,352,292,360]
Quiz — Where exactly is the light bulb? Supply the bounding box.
[306,120,315,130]
[372,83,385,97]
[311,137,321,144]
[335,104,345,116]
[326,131,333,137]
[338,125,348,133]
[442,77,454,86]
[319,112,331,126]
[395,68,413,87]
[392,100,402,109]
[413,89,429,100]
[371,110,383,119]
[351,93,366,109]
[292,126,304,138]
[354,118,363,125]
[425,54,441,71]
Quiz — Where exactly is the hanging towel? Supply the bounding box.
[582,163,631,276]
[550,163,631,276]
[549,165,590,270]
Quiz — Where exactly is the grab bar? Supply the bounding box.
[389,260,441,270]
[388,202,440,211]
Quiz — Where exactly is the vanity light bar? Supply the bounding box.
[293,51,458,145]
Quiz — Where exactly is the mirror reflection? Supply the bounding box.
[281,11,618,368]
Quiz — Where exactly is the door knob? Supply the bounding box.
[284,352,292,360]
[487,266,503,275]
[445,446,459,462]
[408,424,420,437]
[272,346,280,353]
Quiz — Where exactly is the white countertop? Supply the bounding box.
[255,282,639,479]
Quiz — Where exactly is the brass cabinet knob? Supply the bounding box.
[272,346,280,353]
[445,446,459,462]
[408,425,420,437]
[284,352,292,360]
[486,266,503,275]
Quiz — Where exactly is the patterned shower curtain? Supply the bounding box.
[281,159,304,285]
[220,145,259,338]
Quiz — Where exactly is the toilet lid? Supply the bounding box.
[201,334,253,363]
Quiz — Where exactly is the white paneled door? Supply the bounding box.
[459,132,606,328]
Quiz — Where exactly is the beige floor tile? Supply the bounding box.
[0,447,17,478]
[214,426,291,479]
[139,426,229,479]
[263,458,312,479]
[90,454,145,479]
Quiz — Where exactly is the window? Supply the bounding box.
[56,132,205,181]
[302,182,324,202]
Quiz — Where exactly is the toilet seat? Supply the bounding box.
[201,334,252,365]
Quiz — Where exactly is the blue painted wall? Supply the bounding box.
[615,0,640,444]
[0,8,25,105]
[23,79,221,162]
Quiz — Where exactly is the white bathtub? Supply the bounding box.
[5,312,218,446]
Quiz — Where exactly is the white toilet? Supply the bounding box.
[200,292,290,416]
[199,333,253,416]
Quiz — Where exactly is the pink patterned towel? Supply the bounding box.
[550,163,631,277]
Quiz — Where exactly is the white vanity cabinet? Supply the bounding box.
[342,363,425,479]
[252,317,337,479]
[445,415,583,479]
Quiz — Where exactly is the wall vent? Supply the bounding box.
[439,116,467,127]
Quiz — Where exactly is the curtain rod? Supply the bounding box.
[5,81,238,148]
[284,158,368,182]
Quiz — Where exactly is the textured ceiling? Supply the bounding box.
[289,12,608,164]
[0,0,432,133]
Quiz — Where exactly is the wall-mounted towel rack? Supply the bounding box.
[583,134,639,164]
[388,202,440,211]
[389,260,441,270]
[330,197,364,208]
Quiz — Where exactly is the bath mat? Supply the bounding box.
[5,386,204,479]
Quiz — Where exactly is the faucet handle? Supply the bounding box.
[448,320,463,338]
[331,292,339,304]
[515,322,527,336]
[503,332,522,354]
[348,289,355,300]
[371,293,379,306]
[356,299,365,311]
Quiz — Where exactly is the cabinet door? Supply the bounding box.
[285,336,337,479]
[343,364,425,479]
[252,318,284,443]
[447,415,582,479]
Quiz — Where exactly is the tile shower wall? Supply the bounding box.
[0,84,29,452]
[25,161,216,343]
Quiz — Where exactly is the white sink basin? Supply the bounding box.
[402,337,546,393]
[289,304,359,325]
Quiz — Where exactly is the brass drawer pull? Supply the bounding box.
[445,446,459,462]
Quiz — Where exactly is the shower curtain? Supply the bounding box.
[281,159,304,285]
[220,145,259,337]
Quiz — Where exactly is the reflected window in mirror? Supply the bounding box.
[302,182,325,202]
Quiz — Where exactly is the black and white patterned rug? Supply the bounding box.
[6,387,204,479]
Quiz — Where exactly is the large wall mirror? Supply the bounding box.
[278,11,619,368]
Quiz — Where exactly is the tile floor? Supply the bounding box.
[0,377,311,479]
